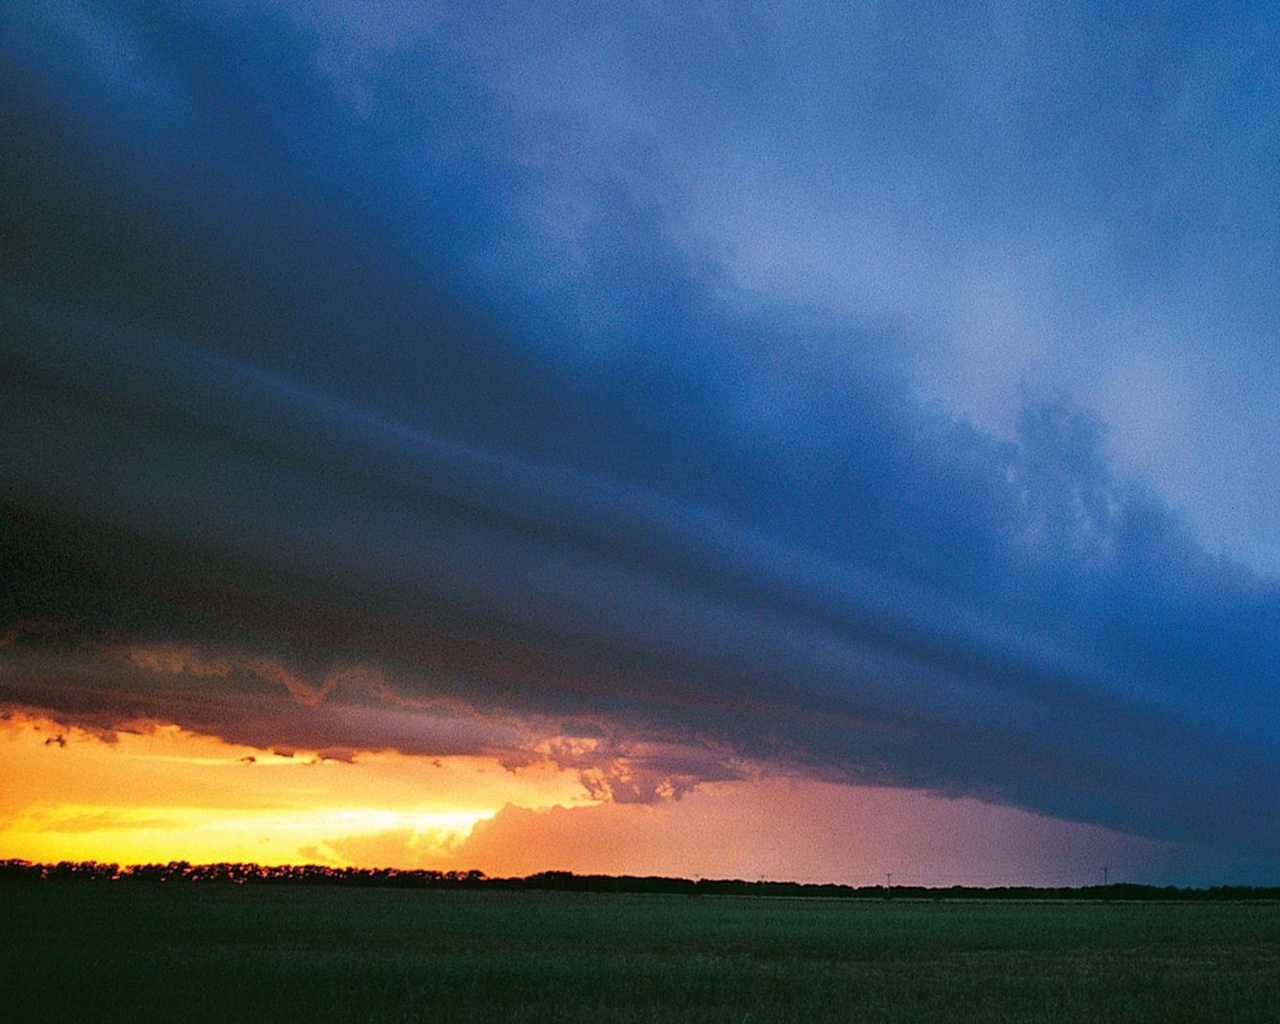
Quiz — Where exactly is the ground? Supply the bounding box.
[3,884,1279,1022]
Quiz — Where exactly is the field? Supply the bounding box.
[3,885,1279,1022]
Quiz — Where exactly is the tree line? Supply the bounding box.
[1,859,1276,900]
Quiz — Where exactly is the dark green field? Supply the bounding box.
[3,885,1278,1022]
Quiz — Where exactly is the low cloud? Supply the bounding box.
[540,736,747,805]
[379,781,1237,887]
[306,828,465,871]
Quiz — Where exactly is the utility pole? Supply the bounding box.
[1104,865,1109,887]
[886,871,893,899]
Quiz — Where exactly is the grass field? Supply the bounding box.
[3,884,1278,1022]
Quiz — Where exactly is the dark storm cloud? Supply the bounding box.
[2,2,1278,861]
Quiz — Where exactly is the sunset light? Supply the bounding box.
[4,0,1279,894]
[0,713,587,867]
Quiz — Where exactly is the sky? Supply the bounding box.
[2,0,1279,887]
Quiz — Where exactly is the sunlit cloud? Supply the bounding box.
[0,714,592,866]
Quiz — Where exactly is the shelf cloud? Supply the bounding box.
[3,1,1279,873]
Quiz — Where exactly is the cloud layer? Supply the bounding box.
[2,2,1279,871]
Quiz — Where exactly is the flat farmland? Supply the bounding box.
[3,885,1278,1022]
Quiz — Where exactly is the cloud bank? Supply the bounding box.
[2,2,1278,870]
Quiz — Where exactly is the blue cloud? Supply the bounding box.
[2,1,1278,871]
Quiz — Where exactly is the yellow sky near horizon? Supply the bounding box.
[0,711,594,867]
[1,710,1173,886]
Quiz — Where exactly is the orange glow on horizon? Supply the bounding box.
[1,711,1172,886]
[0,712,595,867]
